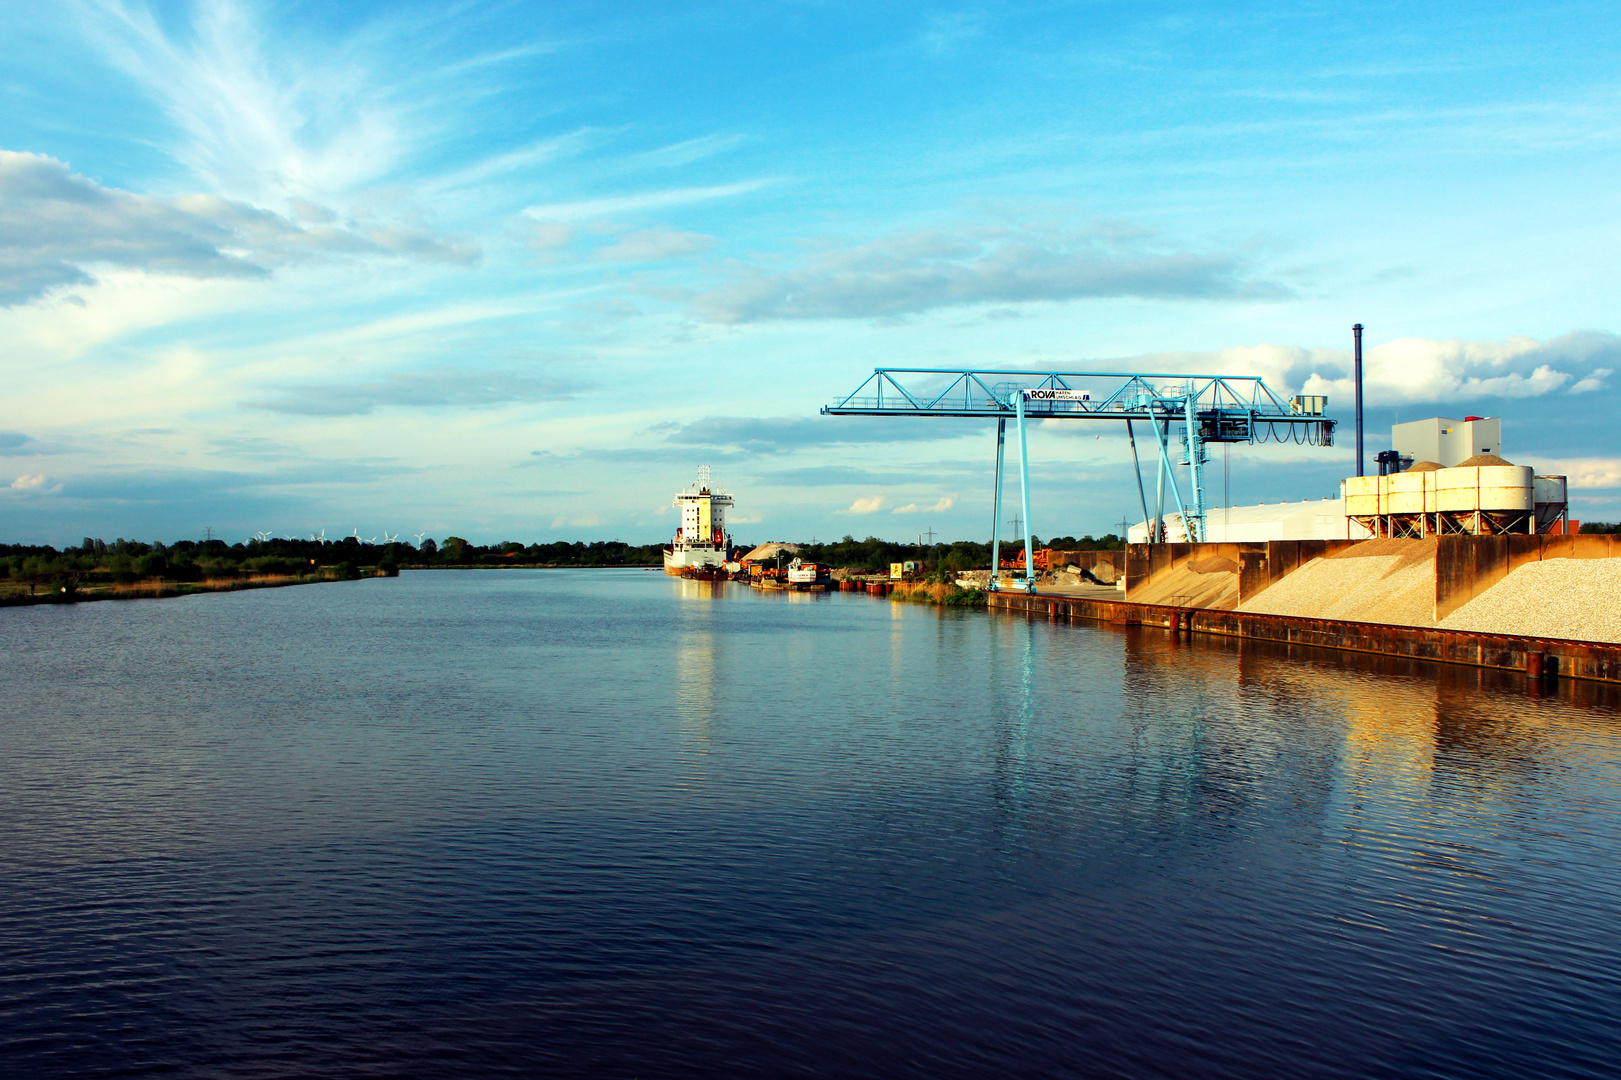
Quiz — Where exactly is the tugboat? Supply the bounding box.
[665,466,734,577]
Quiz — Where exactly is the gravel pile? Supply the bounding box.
[1239,539,1438,626]
[1437,558,1621,643]
[1131,562,1239,609]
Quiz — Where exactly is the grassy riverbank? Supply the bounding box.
[0,566,392,607]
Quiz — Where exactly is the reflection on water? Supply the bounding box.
[3,571,1620,1079]
[674,589,717,788]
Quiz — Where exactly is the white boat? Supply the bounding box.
[664,466,734,576]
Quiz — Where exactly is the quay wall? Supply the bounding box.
[985,589,1621,684]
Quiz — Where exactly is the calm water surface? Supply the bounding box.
[2,570,1620,1077]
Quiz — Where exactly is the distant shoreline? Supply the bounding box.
[0,570,384,608]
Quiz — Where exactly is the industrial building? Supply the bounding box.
[1130,416,1569,543]
[1129,499,1369,543]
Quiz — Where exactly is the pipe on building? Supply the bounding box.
[1354,323,1365,478]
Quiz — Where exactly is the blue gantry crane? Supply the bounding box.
[822,369,1336,590]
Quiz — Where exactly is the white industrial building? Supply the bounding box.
[1128,500,1370,543]
[1390,416,1500,469]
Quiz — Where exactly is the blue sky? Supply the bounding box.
[3,0,1620,546]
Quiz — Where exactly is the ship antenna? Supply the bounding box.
[697,464,711,485]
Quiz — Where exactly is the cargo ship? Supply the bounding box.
[665,466,734,576]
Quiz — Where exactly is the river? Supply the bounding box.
[2,569,1618,1077]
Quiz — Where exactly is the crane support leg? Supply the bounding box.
[1184,392,1206,543]
[990,418,1005,587]
[1127,419,1151,544]
[1151,415,1190,540]
[1016,392,1035,591]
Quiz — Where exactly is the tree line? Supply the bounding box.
[1,531,1127,586]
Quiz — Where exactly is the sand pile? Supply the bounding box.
[1437,559,1621,643]
[1131,556,1239,609]
[1238,538,1438,626]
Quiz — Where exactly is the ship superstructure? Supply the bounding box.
[665,466,734,575]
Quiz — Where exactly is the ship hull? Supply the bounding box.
[664,545,729,575]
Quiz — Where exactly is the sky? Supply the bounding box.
[3,0,1620,547]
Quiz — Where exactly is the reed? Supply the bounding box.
[890,581,986,607]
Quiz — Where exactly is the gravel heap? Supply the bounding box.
[1131,561,1239,609]
[1437,558,1621,643]
[1238,538,1438,626]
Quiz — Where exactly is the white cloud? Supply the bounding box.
[847,495,887,514]
[1107,331,1621,410]
[892,496,957,513]
[1569,368,1613,394]
[1296,335,1610,406]
[10,473,52,490]
[1528,457,1621,489]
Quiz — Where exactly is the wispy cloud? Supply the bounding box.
[522,179,774,222]
[689,222,1286,323]
[847,495,887,514]
[597,229,713,262]
[0,152,477,306]
[242,369,579,417]
[623,134,747,170]
[76,0,405,201]
[651,415,978,453]
[426,128,604,193]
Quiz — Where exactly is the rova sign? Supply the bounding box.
[1024,388,1090,401]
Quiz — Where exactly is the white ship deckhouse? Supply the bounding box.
[664,466,734,575]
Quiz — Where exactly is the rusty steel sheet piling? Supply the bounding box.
[985,589,1621,685]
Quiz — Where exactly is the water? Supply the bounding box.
[3,570,1620,1078]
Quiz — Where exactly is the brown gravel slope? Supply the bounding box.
[1437,559,1621,643]
[1131,561,1239,609]
[1238,538,1438,626]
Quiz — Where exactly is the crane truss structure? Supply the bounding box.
[822,368,1337,590]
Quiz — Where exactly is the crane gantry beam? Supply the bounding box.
[822,368,1336,590]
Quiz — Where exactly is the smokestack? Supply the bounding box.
[1353,323,1364,477]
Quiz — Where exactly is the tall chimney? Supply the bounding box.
[1353,323,1364,477]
